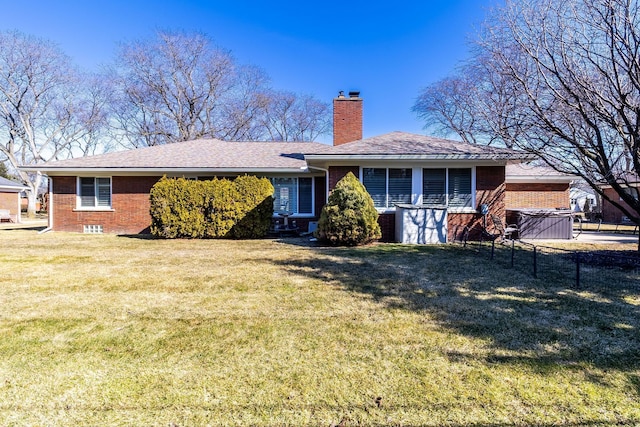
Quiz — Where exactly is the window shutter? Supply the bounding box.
[423,169,446,205]
[448,168,472,207]
[80,177,96,207]
[362,168,387,208]
[388,168,412,205]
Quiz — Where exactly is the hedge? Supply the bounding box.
[150,176,274,239]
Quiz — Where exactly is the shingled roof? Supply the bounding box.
[27,139,330,173]
[25,132,533,175]
[0,176,28,191]
[505,163,575,183]
[306,132,532,160]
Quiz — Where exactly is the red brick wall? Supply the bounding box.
[505,183,570,209]
[601,186,639,223]
[0,192,20,219]
[378,213,395,242]
[52,176,159,234]
[333,96,363,146]
[450,166,506,241]
[328,166,360,190]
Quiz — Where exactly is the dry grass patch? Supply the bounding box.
[0,231,639,426]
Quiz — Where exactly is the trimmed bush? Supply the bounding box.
[315,172,381,246]
[150,176,274,239]
[230,175,275,239]
[149,177,207,238]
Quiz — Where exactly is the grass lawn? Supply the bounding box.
[1,230,639,426]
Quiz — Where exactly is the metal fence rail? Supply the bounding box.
[459,233,640,291]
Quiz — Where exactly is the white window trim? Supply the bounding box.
[75,176,114,211]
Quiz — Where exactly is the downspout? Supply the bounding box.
[16,188,22,224]
[306,165,330,203]
[38,174,53,234]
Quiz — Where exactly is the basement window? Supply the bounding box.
[83,225,103,234]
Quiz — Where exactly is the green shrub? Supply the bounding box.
[150,177,207,238]
[230,175,275,239]
[150,176,274,239]
[315,172,381,246]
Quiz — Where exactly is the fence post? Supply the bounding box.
[575,251,581,289]
[533,246,537,278]
[491,239,495,260]
[511,239,515,268]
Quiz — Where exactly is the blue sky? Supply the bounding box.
[1,0,495,144]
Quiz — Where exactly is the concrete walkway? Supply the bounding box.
[574,231,638,245]
[521,231,639,246]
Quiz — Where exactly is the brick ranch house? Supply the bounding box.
[0,176,28,223]
[24,91,574,242]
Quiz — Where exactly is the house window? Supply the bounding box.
[362,168,412,208]
[423,168,473,208]
[270,177,313,215]
[79,177,111,208]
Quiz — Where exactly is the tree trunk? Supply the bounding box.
[24,174,42,219]
[26,190,37,219]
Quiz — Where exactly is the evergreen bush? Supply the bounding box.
[315,172,381,246]
[150,175,274,239]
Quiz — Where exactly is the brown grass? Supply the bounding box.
[0,230,639,426]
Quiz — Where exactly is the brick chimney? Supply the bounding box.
[333,90,362,146]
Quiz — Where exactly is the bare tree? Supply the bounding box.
[110,31,268,146]
[260,91,331,141]
[415,0,640,240]
[110,31,237,146]
[0,31,108,217]
[413,74,483,144]
[110,30,331,146]
[413,53,535,149]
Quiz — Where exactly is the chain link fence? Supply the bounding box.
[458,231,640,291]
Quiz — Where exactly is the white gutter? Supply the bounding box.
[506,176,575,184]
[38,175,53,234]
[20,167,312,175]
[303,153,536,161]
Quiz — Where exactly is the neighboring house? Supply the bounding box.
[24,91,541,241]
[0,177,28,223]
[600,172,640,223]
[504,163,574,210]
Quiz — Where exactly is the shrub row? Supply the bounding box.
[149,176,274,239]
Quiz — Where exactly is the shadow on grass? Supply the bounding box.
[272,243,640,373]
[0,225,48,232]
